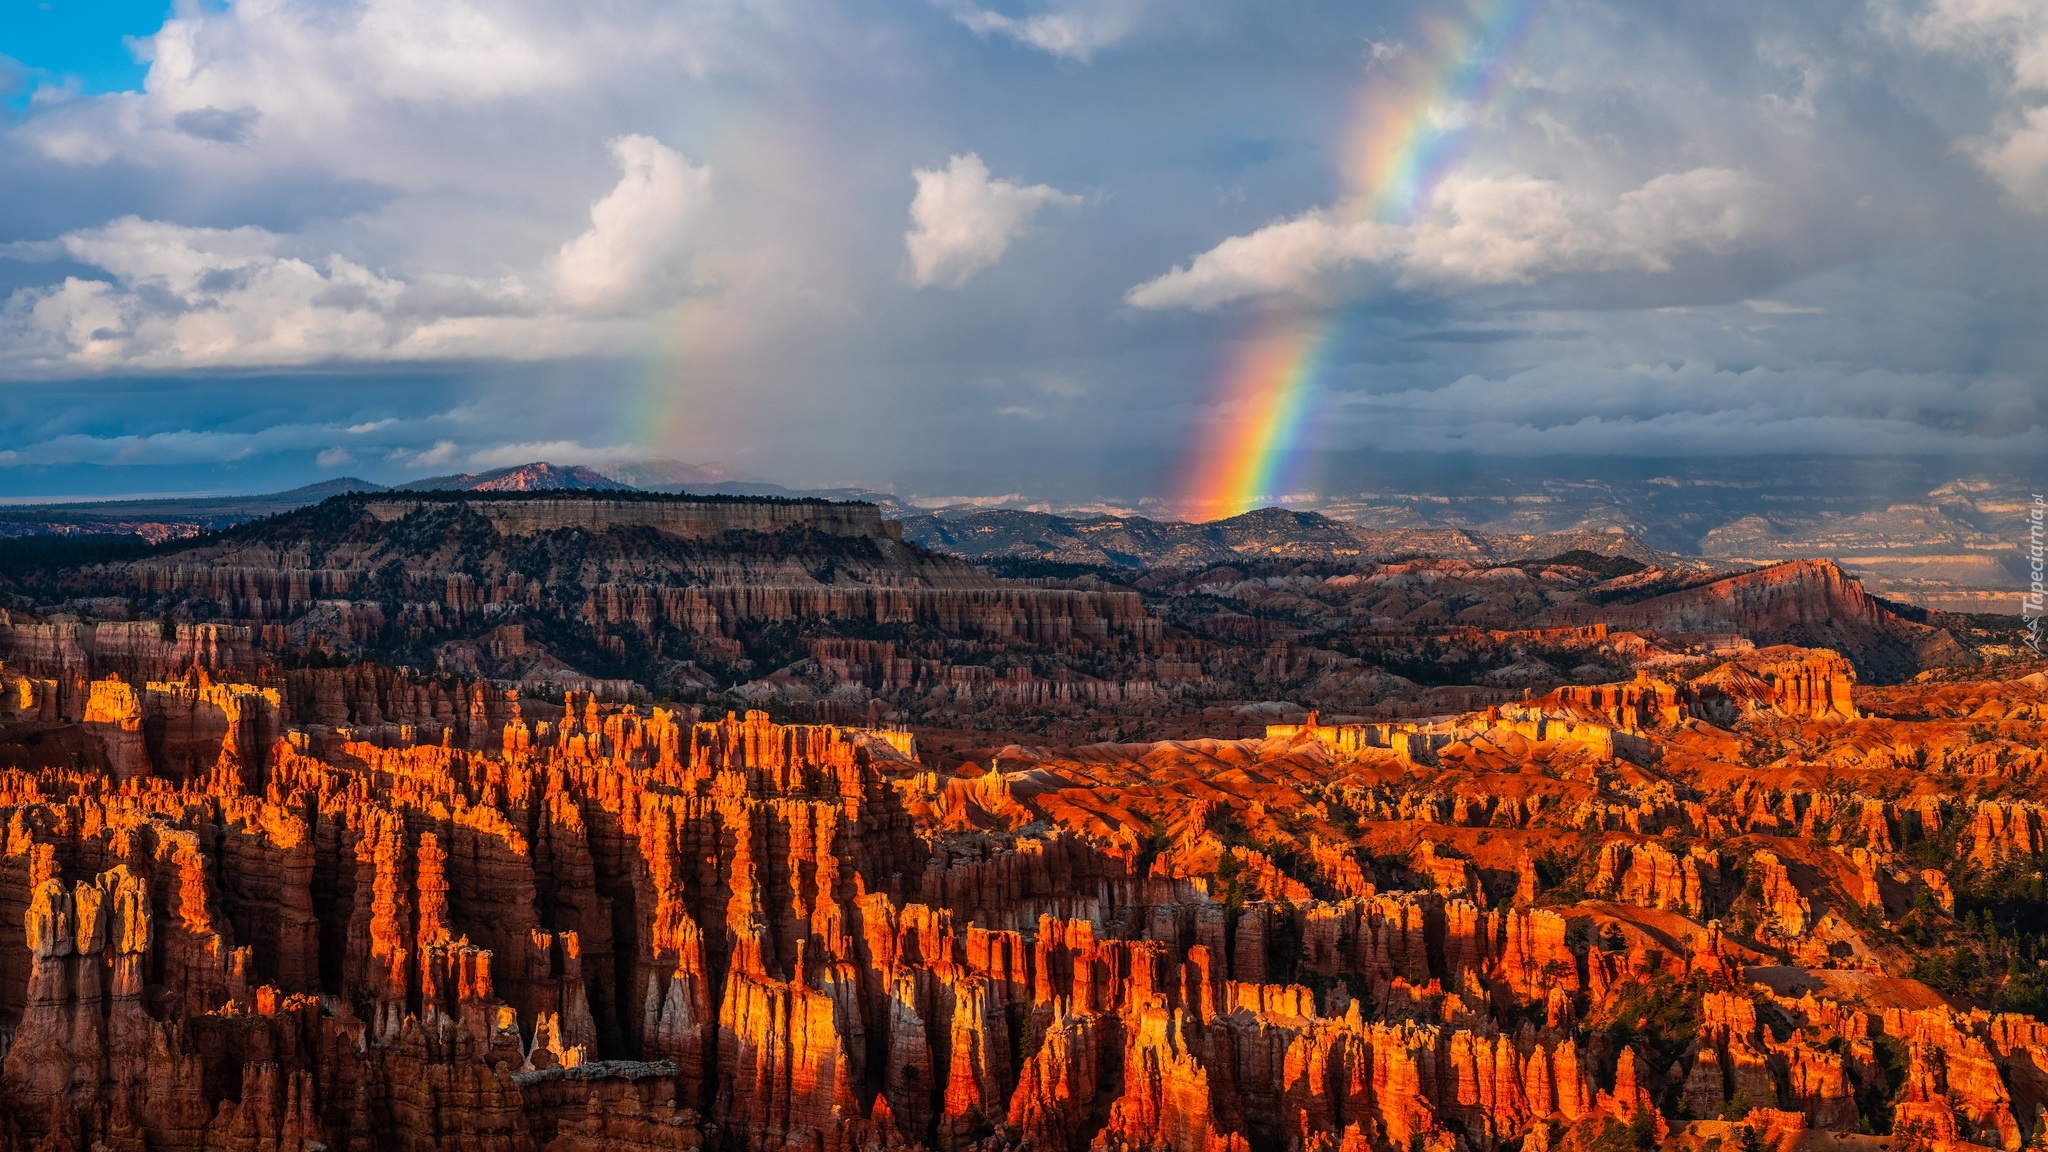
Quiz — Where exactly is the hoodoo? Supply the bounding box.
[0,490,2037,1151]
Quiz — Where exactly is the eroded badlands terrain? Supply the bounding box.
[0,492,2040,1152]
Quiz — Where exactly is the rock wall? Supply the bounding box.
[360,496,898,540]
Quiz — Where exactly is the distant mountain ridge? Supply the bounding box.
[896,505,1716,570]
[16,489,1155,699]
[397,462,634,492]
[0,477,390,543]
[0,463,2009,628]
[0,466,1724,574]
[0,487,1998,717]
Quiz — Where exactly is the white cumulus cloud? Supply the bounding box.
[1126,168,1767,311]
[0,214,667,374]
[935,0,1139,61]
[0,217,415,370]
[905,153,1080,288]
[0,133,714,373]
[552,135,712,314]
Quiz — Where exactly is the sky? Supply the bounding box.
[0,0,2043,505]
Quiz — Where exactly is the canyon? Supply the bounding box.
[2,491,2015,739]
[0,490,2040,1152]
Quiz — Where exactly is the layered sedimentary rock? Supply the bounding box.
[14,495,1167,710]
[0,630,2041,1151]
[1545,559,1967,679]
[8,495,1990,746]
[86,496,1157,648]
[1594,839,1723,917]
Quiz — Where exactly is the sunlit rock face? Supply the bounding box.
[0,646,2033,1151]
[0,491,2037,1150]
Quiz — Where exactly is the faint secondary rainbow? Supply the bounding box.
[632,100,820,462]
[1177,0,1545,522]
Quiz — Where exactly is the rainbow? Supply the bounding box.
[1176,0,1546,522]
[1177,321,1332,523]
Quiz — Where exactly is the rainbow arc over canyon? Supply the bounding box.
[1176,0,1545,522]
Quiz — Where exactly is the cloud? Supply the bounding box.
[1329,359,2046,457]
[1126,169,1768,310]
[0,135,715,372]
[0,381,677,490]
[1977,108,2048,204]
[905,153,1080,288]
[390,440,460,469]
[147,0,579,115]
[1885,0,2048,207]
[1,420,397,469]
[935,0,1139,61]
[0,216,571,372]
[171,107,260,144]
[1123,213,1401,311]
[552,135,711,314]
[1,217,408,370]
[14,0,767,176]
[462,440,647,469]
[0,0,2043,495]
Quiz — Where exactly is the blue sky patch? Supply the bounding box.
[1,0,172,112]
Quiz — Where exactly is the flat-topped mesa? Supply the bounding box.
[358,494,901,541]
[1515,646,1859,733]
[1733,646,1860,721]
[1549,674,1694,733]
[56,493,1167,682]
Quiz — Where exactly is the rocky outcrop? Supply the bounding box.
[1746,851,1812,936]
[1594,839,1723,917]
[0,641,2045,1151]
[360,493,894,540]
[1546,559,1966,679]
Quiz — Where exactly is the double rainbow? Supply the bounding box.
[1175,0,1545,522]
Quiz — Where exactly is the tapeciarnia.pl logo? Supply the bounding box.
[2026,493,2045,654]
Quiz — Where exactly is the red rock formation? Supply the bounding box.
[1594,839,1722,917]
[1746,850,1812,936]
[1545,559,1966,678]
[1098,999,1249,1152]
[1009,1003,1099,1150]
[0,637,2045,1152]
[1501,908,1580,997]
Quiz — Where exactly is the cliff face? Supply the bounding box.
[1546,559,1967,679]
[24,495,1162,702]
[6,503,1982,746]
[358,495,896,539]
